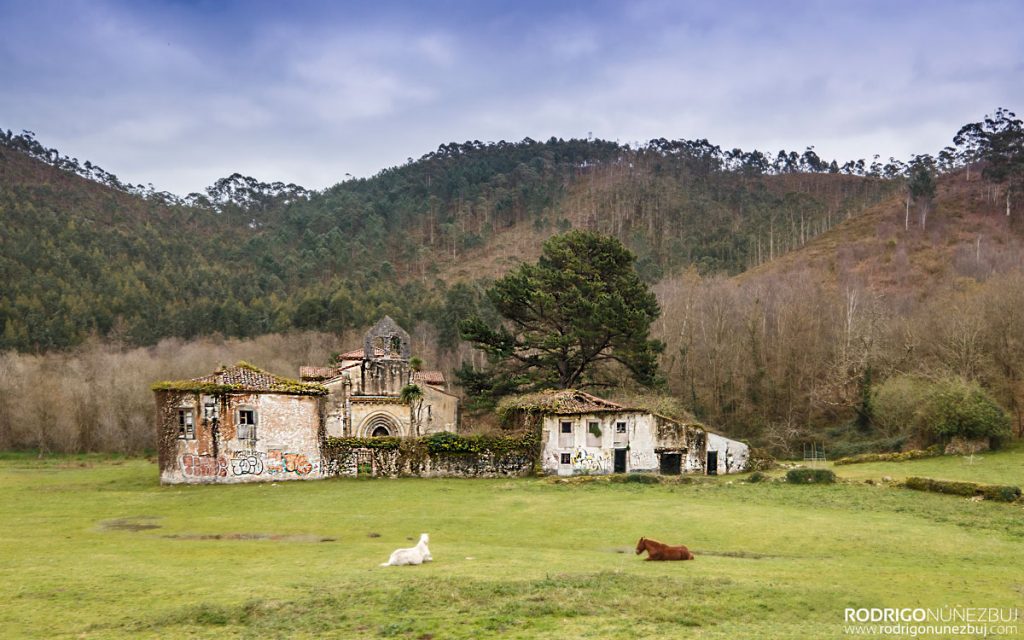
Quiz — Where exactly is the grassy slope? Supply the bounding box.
[2,455,1023,639]
[829,442,1024,486]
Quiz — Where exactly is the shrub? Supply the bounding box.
[981,485,1022,503]
[925,379,1012,442]
[611,473,661,484]
[904,476,1021,502]
[829,435,908,460]
[834,446,942,466]
[872,376,931,438]
[325,436,401,451]
[746,471,768,483]
[785,468,836,484]
[427,431,538,455]
[746,448,777,471]
[872,376,1011,447]
[904,476,975,496]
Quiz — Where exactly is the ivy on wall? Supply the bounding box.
[323,432,540,477]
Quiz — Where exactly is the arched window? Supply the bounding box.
[372,425,391,437]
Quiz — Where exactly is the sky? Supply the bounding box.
[1,0,1022,195]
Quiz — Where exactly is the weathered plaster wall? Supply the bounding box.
[422,385,458,434]
[323,377,349,437]
[158,392,326,485]
[706,432,750,474]
[654,417,707,473]
[540,411,662,475]
[539,411,745,476]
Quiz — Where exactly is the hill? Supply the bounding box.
[0,130,893,352]
[653,168,1024,452]
[3,114,1023,456]
[738,169,1024,293]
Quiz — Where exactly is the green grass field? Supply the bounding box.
[1,452,1023,639]
[828,442,1024,486]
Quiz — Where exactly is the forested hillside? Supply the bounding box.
[1,109,1021,455]
[0,129,893,352]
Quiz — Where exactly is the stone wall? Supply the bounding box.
[323,434,537,478]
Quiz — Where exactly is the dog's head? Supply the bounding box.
[420,533,429,544]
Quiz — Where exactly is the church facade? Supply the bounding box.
[299,316,459,438]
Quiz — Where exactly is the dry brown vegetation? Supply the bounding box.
[656,270,1024,449]
[0,332,343,453]
[653,172,1024,453]
[0,324,473,454]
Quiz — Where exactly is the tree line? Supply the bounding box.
[0,125,911,352]
[657,265,1024,456]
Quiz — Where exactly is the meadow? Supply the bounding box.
[1,452,1023,639]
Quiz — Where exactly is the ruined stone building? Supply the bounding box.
[299,316,459,438]
[501,390,749,476]
[154,363,329,484]
[153,321,746,485]
[155,317,458,484]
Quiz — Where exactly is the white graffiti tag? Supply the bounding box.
[230,452,265,476]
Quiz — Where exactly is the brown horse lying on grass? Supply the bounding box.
[635,537,695,561]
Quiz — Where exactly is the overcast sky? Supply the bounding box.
[1,0,1022,195]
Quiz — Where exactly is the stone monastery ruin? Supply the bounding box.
[154,317,748,484]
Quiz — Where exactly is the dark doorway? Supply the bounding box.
[659,453,681,475]
[613,449,627,473]
[706,451,718,475]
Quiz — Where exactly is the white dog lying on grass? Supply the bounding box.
[380,533,433,566]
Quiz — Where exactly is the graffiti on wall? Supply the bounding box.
[266,449,315,475]
[571,448,607,472]
[630,451,657,469]
[182,450,319,478]
[181,454,227,478]
[230,452,265,476]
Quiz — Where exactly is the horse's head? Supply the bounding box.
[635,537,646,554]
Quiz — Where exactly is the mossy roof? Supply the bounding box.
[152,362,328,396]
[498,389,708,430]
[498,389,636,416]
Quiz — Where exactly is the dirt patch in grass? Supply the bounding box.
[162,533,335,542]
[692,549,778,559]
[100,516,162,532]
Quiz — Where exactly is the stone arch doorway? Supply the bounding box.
[359,413,402,438]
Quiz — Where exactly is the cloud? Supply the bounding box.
[0,0,1021,194]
